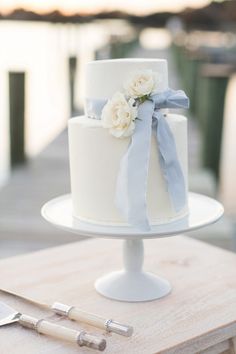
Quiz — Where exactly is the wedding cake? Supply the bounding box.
[68,59,189,231]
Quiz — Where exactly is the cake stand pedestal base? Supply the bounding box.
[95,239,171,302]
[95,271,171,302]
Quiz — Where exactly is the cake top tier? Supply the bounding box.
[85,58,168,99]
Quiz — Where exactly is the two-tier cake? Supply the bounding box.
[68,59,189,230]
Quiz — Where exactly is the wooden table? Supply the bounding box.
[0,235,236,354]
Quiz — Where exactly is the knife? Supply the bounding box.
[0,301,106,351]
[0,289,133,337]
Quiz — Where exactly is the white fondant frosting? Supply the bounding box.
[68,59,188,226]
[85,58,168,100]
[69,114,188,225]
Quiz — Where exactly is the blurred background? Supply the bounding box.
[0,0,236,257]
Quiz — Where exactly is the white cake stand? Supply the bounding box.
[41,193,223,302]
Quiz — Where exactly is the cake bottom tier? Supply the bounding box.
[68,114,188,226]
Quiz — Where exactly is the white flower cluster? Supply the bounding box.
[101,70,158,138]
[101,93,137,138]
[124,70,157,99]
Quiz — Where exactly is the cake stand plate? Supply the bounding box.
[41,193,224,302]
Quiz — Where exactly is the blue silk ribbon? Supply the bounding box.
[86,88,189,231]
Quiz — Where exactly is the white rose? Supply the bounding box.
[124,69,158,98]
[101,92,137,138]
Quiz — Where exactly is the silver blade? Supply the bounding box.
[0,302,20,326]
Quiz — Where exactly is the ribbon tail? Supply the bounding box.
[154,112,187,212]
[115,100,154,231]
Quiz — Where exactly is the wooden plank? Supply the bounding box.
[197,75,228,178]
[0,236,236,353]
[68,56,77,116]
[230,337,236,353]
[164,322,236,354]
[9,72,25,167]
[199,339,231,354]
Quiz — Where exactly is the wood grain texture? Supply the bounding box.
[0,235,236,354]
[199,339,232,354]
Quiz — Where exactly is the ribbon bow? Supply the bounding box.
[86,89,189,231]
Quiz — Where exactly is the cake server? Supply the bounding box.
[0,301,106,351]
[0,289,133,337]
